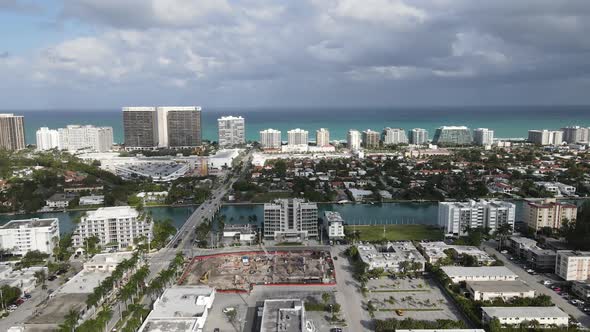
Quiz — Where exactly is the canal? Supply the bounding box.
[0,199,586,235]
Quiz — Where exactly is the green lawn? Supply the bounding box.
[345,224,443,242]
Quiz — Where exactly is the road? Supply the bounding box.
[104,149,253,331]
[482,241,590,328]
[331,245,369,332]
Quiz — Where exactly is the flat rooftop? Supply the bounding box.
[139,320,195,332]
[419,241,494,263]
[85,206,138,219]
[481,306,568,318]
[57,270,110,294]
[85,252,133,265]
[149,286,214,319]
[358,242,426,266]
[324,211,344,223]
[261,299,304,332]
[0,218,57,229]
[557,250,590,258]
[441,266,517,278]
[508,236,538,248]
[467,280,534,293]
[26,293,88,325]
[121,162,185,176]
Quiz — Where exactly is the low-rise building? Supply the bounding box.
[222,224,257,242]
[466,280,536,301]
[323,211,345,241]
[534,182,576,197]
[526,247,557,271]
[138,286,216,332]
[0,218,59,255]
[115,161,189,182]
[260,299,305,332]
[83,252,134,273]
[481,306,568,328]
[555,250,590,281]
[137,191,168,203]
[441,266,518,283]
[208,148,242,171]
[506,236,538,258]
[419,241,495,265]
[357,242,426,272]
[79,195,104,206]
[0,266,47,293]
[572,281,590,300]
[45,193,77,209]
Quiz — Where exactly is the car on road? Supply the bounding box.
[24,293,32,299]
[8,304,17,311]
[48,275,57,281]
[330,328,343,332]
[16,298,25,305]
[395,309,404,316]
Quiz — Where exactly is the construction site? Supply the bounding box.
[180,250,335,291]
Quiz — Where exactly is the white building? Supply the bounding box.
[466,281,535,301]
[481,306,568,328]
[36,127,59,151]
[218,116,245,147]
[79,195,104,206]
[441,266,518,283]
[58,125,114,152]
[260,128,282,150]
[409,128,428,145]
[208,149,241,170]
[316,128,330,147]
[0,218,59,256]
[0,266,48,293]
[473,128,494,146]
[323,211,345,240]
[438,200,516,236]
[222,224,256,242]
[72,206,153,250]
[260,299,305,332]
[528,129,563,146]
[115,161,189,182]
[419,241,495,265]
[382,128,408,145]
[263,199,318,241]
[287,128,309,146]
[572,281,590,300]
[347,129,361,151]
[138,286,215,332]
[83,252,134,273]
[534,182,576,197]
[561,126,589,144]
[555,250,590,281]
[357,242,426,272]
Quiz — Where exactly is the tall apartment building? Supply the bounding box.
[217,116,245,147]
[347,129,361,150]
[410,128,428,145]
[123,106,202,149]
[528,129,563,146]
[123,107,159,148]
[0,113,25,151]
[165,107,202,147]
[36,127,59,150]
[287,128,309,146]
[438,200,516,236]
[72,206,153,250]
[524,199,577,231]
[432,126,472,145]
[555,251,590,281]
[263,198,318,240]
[316,128,330,147]
[0,218,59,256]
[382,128,408,145]
[260,128,282,149]
[57,125,114,152]
[362,129,380,148]
[561,126,589,144]
[473,128,494,146]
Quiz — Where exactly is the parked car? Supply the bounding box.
[16,298,24,306]
[24,293,32,299]
[48,275,57,281]
[8,304,17,310]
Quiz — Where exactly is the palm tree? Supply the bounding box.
[34,270,46,287]
[495,222,513,250]
[61,308,80,332]
[96,306,113,332]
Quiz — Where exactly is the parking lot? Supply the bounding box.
[364,276,464,321]
[483,241,590,328]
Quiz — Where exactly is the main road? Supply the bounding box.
[105,149,253,331]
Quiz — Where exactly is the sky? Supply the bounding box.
[1,0,590,109]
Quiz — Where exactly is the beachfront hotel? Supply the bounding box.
[217,115,245,147]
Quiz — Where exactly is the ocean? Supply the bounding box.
[12,106,590,144]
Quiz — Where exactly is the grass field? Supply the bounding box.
[344,224,443,242]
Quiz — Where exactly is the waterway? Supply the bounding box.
[0,199,586,235]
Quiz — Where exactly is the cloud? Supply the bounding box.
[0,0,42,14]
[2,0,590,107]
